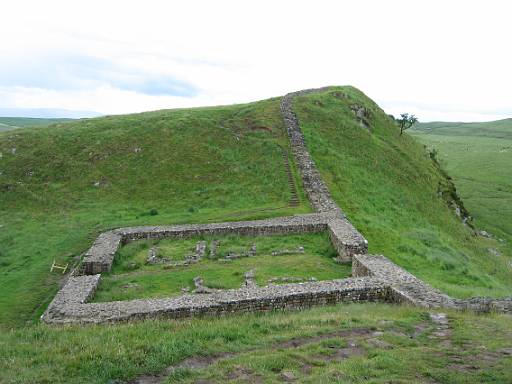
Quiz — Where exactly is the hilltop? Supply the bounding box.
[1,87,511,326]
[1,87,511,383]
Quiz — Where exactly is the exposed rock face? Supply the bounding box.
[350,104,371,129]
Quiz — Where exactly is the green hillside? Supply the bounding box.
[0,117,72,132]
[411,120,512,262]
[1,88,510,327]
[0,99,309,326]
[1,87,511,383]
[293,88,511,298]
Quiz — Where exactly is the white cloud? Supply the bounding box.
[0,0,511,121]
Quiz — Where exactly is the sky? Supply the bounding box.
[0,0,511,121]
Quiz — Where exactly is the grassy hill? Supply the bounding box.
[1,87,511,383]
[0,98,309,326]
[293,89,511,298]
[411,119,512,262]
[0,117,73,132]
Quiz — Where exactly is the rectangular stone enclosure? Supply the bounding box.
[81,213,368,275]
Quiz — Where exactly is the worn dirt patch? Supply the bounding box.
[274,327,373,350]
[316,344,366,362]
[124,327,389,384]
[225,365,263,383]
[127,352,235,384]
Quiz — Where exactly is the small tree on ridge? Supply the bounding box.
[397,113,418,135]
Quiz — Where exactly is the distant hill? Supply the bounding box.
[411,118,512,264]
[0,107,100,119]
[0,117,73,132]
[412,118,512,139]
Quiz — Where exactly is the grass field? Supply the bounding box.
[1,87,511,383]
[410,120,512,261]
[94,233,348,302]
[2,303,511,383]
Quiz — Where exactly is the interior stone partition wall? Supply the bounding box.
[41,88,511,324]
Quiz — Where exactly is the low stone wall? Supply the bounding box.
[327,218,368,261]
[43,253,511,324]
[353,254,456,308]
[352,254,512,313]
[42,276,389,324]
[281,88,368,260]
[83,232,122,274]
[81,213,368,274]
[454,297,512,314]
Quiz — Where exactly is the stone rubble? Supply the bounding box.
[193,276,214,294]
[243,270,257,289]
[146,246,170,265]
[271,246,305,256]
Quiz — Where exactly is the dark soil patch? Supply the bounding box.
[124,327,409,384]
[274,327,373,349]
[226,365,263,383]
[316,344,366,362]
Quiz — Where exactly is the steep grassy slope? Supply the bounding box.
[0,98,309,325]
[411,120,512,260]
[294,87,512,298]
[0,117,72,132]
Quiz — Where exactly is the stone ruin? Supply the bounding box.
[271,246,305,256]
[41,87,511,324]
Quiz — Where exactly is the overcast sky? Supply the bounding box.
[1,0,511,121]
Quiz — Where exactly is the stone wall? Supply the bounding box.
[81,212,368,274]
[280,88,342,214]
[352,254,512,313]
[42,87,510,325]
[42,275,389,324]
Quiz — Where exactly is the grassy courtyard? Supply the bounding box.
[94,233,350,302]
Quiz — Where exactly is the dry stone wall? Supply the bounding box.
[41,87,510,324]
[81,212,368,274]
[281,88,342,214]
[42,275,389,324]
